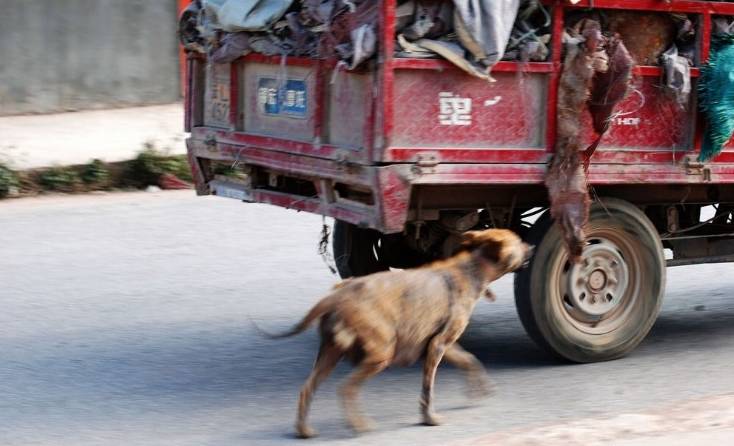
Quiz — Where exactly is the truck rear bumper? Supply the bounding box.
[187,131,734,235]
[186,135,412,233]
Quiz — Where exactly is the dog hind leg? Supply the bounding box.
[420,335,449,426]
[339,358,389,433]
[443,344,494,400]
[295,341,342,439]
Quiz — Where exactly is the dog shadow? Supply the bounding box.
[458,319,556,369]
[243,305,734,443]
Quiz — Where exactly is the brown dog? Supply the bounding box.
[265,229,532,438]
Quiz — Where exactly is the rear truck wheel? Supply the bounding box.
[332,220,389,278]
[514,198,666,363]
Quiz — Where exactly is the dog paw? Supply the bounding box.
[468,376,496,400]
[422,412,444,426]
[350,418,375,434]
[296,424,318,439]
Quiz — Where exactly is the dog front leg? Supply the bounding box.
[443,344,494,399]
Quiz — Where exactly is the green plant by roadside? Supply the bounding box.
[0,163,19,198]
[212,163,237,177]
[162,156,193,182]
[38,166,80,192]
[127,145,192,187]
[80,159,110,186]
[0,148,194,200]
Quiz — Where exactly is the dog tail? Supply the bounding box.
[250,295,339,339]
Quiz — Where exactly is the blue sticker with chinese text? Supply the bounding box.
[257,78,307,118]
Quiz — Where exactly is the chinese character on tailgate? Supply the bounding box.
[439,92,472,126]
[258,88,269,107]
[285,90,296,107]
[267,88,277,106]
[295,91,306,109]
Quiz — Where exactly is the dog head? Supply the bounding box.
[461,229,533,273]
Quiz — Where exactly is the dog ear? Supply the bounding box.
[460,230,483,249]
[462,230,505,264]
[477,240,503,264]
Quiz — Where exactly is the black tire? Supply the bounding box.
[514,198,666,363]
[332,221,389,278]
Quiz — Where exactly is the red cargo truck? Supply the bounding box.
[183,0,734,362]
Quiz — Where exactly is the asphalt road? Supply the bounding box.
[2,191,734,446]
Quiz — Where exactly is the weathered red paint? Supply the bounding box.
[313,60,326,142]
[251,188,372,227]
[381,0,397,149]
[190,141,373,184]
[392,59,555,72]
[178,0,189,97]
[377,166,413,232]
[229,61,240,129]
[568,0,734,14]
[363,69,378,161]
[183,0,734,233]
[409,163,734,185]
[385,148,549,164]
[243,53,334,68]
[188,54,206,130]
[546,4,564,154]
[192,128,342,159]
[184,56,193,132]
[695,11,713,156]
[633,66,700,77]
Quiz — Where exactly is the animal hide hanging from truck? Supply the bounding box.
[545,21,602,262]
[546,19,633,261]
[584,34,634,162]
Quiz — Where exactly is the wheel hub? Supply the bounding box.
[588,269,607,291]
[566,240,629,318]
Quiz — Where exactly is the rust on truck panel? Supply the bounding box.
[377,166,412,234]
[606,11,676,66]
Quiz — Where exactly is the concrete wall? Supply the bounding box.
[0,0,180,116]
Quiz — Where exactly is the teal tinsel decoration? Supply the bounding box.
[699,34,734,162]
